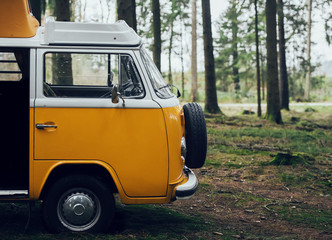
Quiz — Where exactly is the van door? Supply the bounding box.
[34,49,169,197]
[0,48,30,197]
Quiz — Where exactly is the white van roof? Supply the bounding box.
[0,18,141,48]
[44,18,141,47]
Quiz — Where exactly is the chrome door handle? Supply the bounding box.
[36,123,57,129]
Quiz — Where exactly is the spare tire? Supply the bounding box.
[183,103,207,168]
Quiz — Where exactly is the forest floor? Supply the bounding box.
[0,104,331,240]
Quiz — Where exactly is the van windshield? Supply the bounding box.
[140,47,173,99]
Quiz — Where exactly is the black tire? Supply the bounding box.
[183,103,207,168]
[42,174,115,233]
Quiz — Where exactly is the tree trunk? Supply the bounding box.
[201,0,221,114]
[168,0,176,85]
[277,0,289,110]
[191,0,198,102]
[168,8,174,84]
[231,0,240,92]
[180,10,185,98]
[54,0,73,86]
[117,0,137,32]
[152,0,161,71]
[254,0,262,117]
[304,0,312,101]
[168,24,174,85]
[30,0,41,24]
[55,0,71,21]
[260,46,265,100]
[77,0,87,22]
[265,0,282,123]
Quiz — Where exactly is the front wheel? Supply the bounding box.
[42,174,115,233]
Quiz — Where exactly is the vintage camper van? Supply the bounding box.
[0,0,207,233]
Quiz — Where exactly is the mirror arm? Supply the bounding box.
[111,85,126,107]
[120,94,125,107]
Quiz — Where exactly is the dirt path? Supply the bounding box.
[165,167,332,239]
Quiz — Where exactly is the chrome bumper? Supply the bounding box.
[175,167,198,200]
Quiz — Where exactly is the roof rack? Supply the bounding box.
[43,18,141,47]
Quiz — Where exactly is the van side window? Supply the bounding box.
[0,51,22,81]
[44,52,144,98]
[119,55,144,98]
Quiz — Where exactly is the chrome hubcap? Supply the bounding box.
[57,189,101,231]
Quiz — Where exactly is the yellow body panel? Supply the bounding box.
[34,107,168,197]
[31,159,186,204]
[27,104,186,204]
[0,0,39,38]
[29,108,34,199]
[162,105,185,183]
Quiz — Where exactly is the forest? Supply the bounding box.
[30,0,332,123]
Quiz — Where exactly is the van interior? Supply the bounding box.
[0,48,29,195]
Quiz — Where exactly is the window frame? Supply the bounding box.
[42,50,146,99]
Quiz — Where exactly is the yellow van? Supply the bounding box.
[0,0,207,233]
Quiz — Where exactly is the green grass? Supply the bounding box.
[208,125,332,156]
[269,205,332,231]
[112,205,209,236]
[0,203,216,240]
[204,157,222,168]
[203,106,332,237]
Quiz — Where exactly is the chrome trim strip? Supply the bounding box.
[34,98,161,108]
[0,190,28,196]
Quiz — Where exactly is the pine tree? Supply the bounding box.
[254,0,262,117]
[304,0,312,101]
[277,0,289,110]
[53,0,73,86]
[117,0,137,32]
[191,0,198,102]
[152,0,161,70]
[265,0,282,123]
[201,0,221,114]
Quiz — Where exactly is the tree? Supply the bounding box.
[179,8,186,98]
[30,0,46,24]
[254,0,262,117]
[201,0,221,114]
[265,0,282,123]
[280,2,306,101]
[117,0,137,32]
[152,0,161,71]
[55,0,71,21]
[54,0,73,85]
[230,0,241,92]
[221,0,247,93]
[215,0,260,98]
[277,0,289,110]
[304,0,312,101]
[167,0,176,85]
[162,0,190,86]
[260,47,265,100]
[191,0,198,102]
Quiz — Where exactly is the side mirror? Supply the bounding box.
[168,84,181,98]
[111,85,120,104]
[176,88,181,98]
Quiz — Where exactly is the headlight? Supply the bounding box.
[181,137,186,159]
